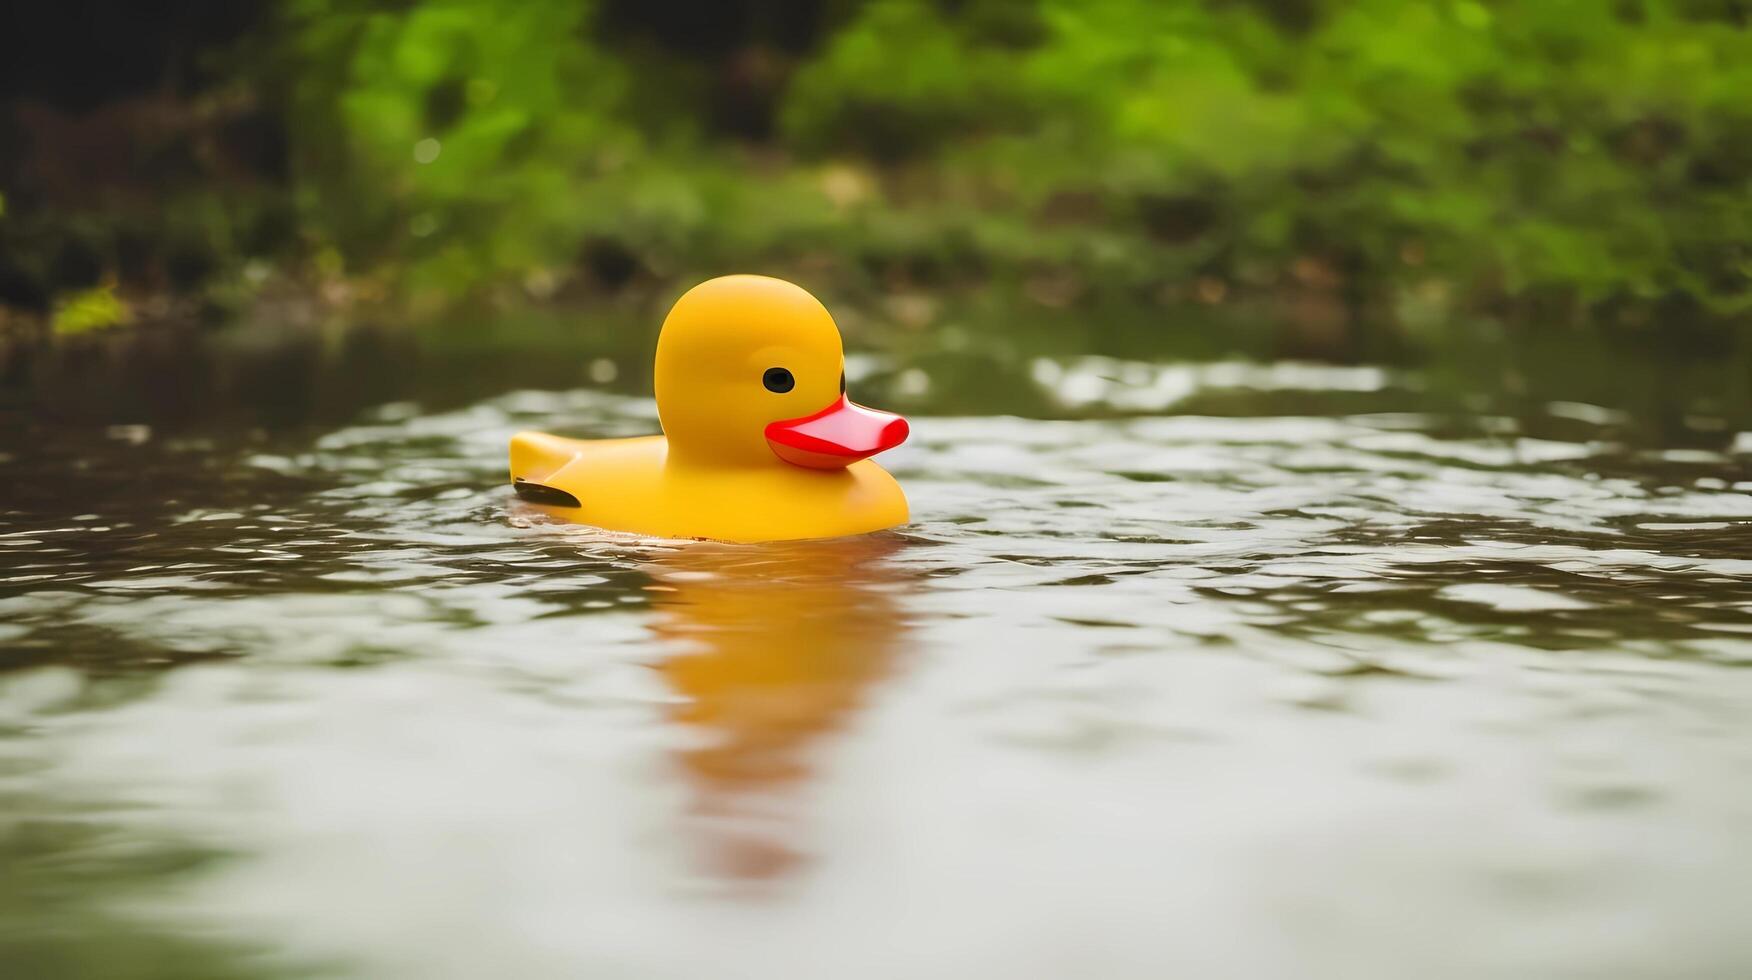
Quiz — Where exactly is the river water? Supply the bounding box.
[2,320,1750,979]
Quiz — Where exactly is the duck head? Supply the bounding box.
[654,275,908,469]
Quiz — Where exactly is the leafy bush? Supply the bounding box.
[6,0,1748,338]
[781,0,1752,324]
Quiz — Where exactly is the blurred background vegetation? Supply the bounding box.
[0,0,1748,358]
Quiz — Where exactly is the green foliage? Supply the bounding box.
[282,0,641,294]
[7,0,1747,337]
[781,0,1752,321]
[268,0,1749,329]
[52,284,131,335]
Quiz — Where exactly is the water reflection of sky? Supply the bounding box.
[2,360,1751,978]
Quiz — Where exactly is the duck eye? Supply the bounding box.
[762,367,795,393]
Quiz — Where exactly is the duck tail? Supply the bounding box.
[509,431,583,483]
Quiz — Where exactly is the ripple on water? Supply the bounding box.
[1,371,1751,979]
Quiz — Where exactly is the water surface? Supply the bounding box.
[2,321,1751,979]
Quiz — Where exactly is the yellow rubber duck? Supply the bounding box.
[508,275,910,542]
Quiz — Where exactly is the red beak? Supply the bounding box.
[765,395,909,469]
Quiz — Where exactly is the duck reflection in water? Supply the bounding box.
[641,534,912,882]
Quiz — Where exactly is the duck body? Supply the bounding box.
[509,431,906,542]
[509,276,910,543]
